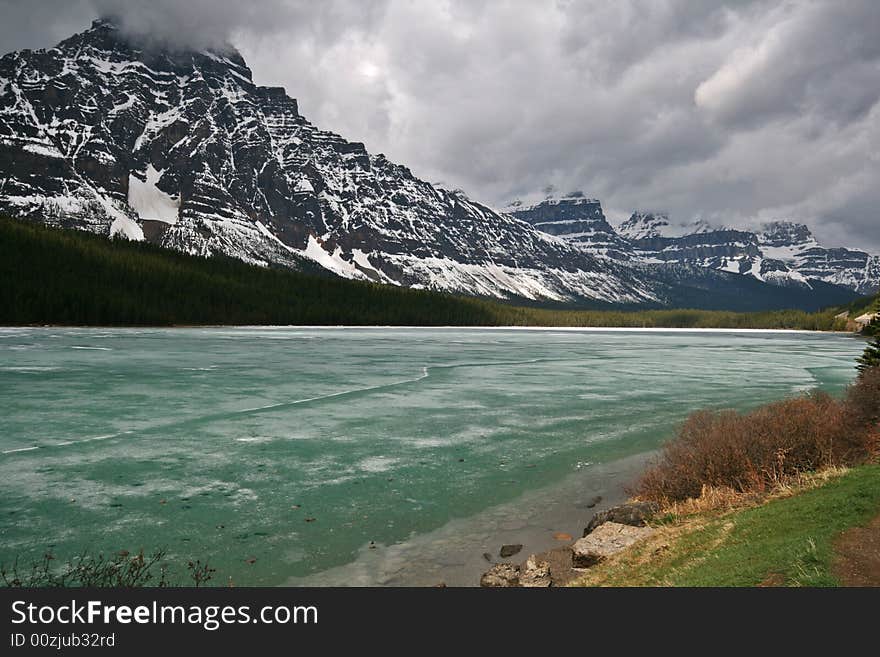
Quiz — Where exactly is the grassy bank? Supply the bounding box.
[573,464,880,586]
[0,217,862,328]
[572,364,880,587]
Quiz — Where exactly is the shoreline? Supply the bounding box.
[284,450,656,587]
[0,325,858,335]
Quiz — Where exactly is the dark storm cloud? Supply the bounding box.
[0,0,95,51]
[694,1,880,127]
[96,0,389,51]
[0,0,388,51]
[2,0,879,250]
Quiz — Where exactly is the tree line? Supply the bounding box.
[1,217,870,329]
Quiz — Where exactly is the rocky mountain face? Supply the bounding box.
[0,20,869,310]
[506,193,634,261]
[0,19,657,305]
[617,212,711,240]
[564,208,878,295]
[617,213,811,289]
[505,199,870,305]
[756,221,880,294]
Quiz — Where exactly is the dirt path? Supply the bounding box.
[833,513,880,587]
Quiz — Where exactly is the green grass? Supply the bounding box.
[575,464,880,587]
[0,216,861,328]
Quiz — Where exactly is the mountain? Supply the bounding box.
[505,198,862,307]
[0,19,865,311]
[757,221,880,294]
[614,213,878,295]
[506,193,634,261]
[618,213,811,289]
[0,19,656,306]
[631,262,857,312]
[617,212,712,240]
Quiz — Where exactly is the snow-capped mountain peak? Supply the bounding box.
[755,221,821,262]
[617,212,711,240]
[0,19,658,305]
[505,194,634,261]
[758,221,818,248]
[754,221,878,293]
[532,206,878,295]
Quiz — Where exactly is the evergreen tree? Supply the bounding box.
[857,337,880,375]
[863,316,880,337]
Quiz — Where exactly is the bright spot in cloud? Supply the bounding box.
[358,61,381,79]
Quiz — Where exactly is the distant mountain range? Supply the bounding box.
[0,19,874,312]
[509,195,880,297]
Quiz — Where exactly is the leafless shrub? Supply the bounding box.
[637,372,880,504]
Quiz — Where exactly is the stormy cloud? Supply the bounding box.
[1,0,879,250]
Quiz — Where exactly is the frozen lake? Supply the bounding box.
[0,327,865,585]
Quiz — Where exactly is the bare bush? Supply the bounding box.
[637,372,880,503]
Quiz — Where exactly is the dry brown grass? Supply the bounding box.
[651,465,851,518]
[653,484,754,517]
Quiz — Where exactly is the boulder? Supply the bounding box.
[572,521,655,568]
[583,501,659,536]
[480,563,520,587]
[519,556,552,588]
[499,544,523,558]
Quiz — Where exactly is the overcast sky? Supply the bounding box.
[2,0,879,250]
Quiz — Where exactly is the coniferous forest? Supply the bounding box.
[1,217,872,329]
[1,217,505,326]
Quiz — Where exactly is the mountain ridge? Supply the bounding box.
[0,19,659,306]
[511,198,878,295]
[0,19,869,311]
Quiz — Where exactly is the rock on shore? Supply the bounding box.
[480,563,520,587]
[572,522,656,568]
[583,501,659,536]
[479,500,661,586]
[519,556,552,587]
[499,544,523,558]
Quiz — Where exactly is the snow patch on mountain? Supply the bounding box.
[110,215,145,241]
[303,235,366,281]
[128,165,180,224]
